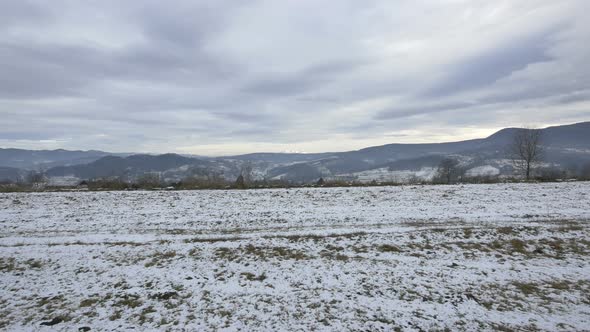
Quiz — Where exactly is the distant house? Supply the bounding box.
[77,181,89,190]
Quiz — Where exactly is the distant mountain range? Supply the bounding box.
[0,148,127,170]
[1,122,589,184]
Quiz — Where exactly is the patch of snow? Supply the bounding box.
[465,165,500,177]
[352,167,437,183]
[47,176,81,186]
[271,173,287,180]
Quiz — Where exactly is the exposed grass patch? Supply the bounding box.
[105,241,146,247]
[475,278,590,315]
[109,310,122,321]
[265,231,367,242]
[351,245,369,253]
[113,294,143,309]
[553,220,584,233]
[46,240,146,247]
[376,244,401,253]
[25,259,43,269]
[510,239,527,254]
[462,228,473,239]
[105,252,147,266]
[0,257,43,272]
[325,244,344,251]
[319,250,350,261]
[489,240,502,250]
[36,295,66,308]
[139,305,157,325]
[183,237,245,244]
[489,323,524,332]
[188,248,200,257]
[512,282,539,296]
[79,298,99,308]
[144,250,178,267]
[558,224,584,232]
[214,248,235,261]
[548,280,571,291]
[241,272,267,281]
[334,254,349,261]
[149,291,178,301]
[215,245,310,261]
[0,257,19,272]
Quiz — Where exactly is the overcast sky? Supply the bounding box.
[1,0,589,155]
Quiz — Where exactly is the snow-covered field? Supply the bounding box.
[1,182,589,331]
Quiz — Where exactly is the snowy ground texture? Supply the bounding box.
[1,182,590,331]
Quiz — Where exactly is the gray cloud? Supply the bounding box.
[0,0,588,154]
[0,1,54,28]
[242,59,367,97]
[423,28,559,98]
[377,101,477,120]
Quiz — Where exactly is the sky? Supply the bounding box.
[1,0,589,156]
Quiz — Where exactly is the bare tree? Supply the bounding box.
[510,128,543,180]
[240,162,253,184]
[580,162,590,180]
[316,177,325,186]
[436,158,460,184]
[137,172,161,188]
[234,174,246,189]
[26,171,47,189]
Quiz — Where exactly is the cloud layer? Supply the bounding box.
[1,0,589,155]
